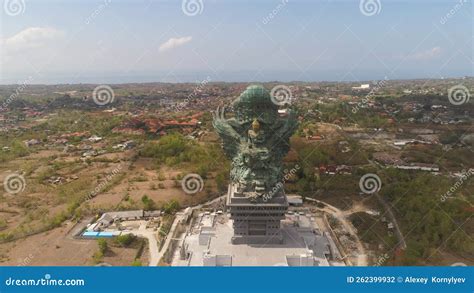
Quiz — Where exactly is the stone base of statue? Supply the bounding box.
[226,184,288,244]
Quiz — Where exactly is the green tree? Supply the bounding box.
[97,238,108,254]
[163,199,180,214]
[115,234,136,247]
[141,195,155,210]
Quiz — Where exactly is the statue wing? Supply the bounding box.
[269,109,299,153]
[212,106,241,158]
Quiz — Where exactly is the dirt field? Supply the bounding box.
[0,148,128,236]
[0,138,219,266]
[89,158,217,210]
[0,221,96,266]
[100,238,149,266]
[0,220,150,266]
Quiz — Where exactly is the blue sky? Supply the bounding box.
[0,0,472,84]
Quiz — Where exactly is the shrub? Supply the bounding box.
[141,195,155,210]
[115,234,136,247]
[163,199,180,215]
[98,238,108,254]
[131,259,142,266]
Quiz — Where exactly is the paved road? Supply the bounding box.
[154,212,184,266]
[119,196,225,266]
[153,195,226,265]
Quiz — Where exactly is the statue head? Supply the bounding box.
[233,85,278,124]
[251,118,260,133]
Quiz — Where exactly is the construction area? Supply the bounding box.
[64,195,377,267]
[170,202,348,266]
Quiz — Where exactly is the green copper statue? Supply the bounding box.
[213,85,298,201]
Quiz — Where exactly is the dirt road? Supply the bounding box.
[305,197,368,266]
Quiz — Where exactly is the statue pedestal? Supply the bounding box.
[226,184,288,244]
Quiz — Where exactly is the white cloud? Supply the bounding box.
[159,36,192,52]
[408,46,442,60]
[3,27,63,53]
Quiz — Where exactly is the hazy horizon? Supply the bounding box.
[0,71,473,86]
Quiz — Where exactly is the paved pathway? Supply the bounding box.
[122,223,160,266]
